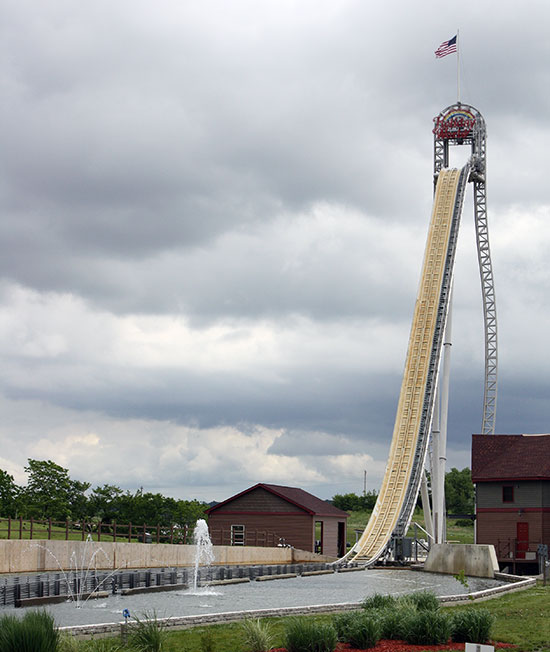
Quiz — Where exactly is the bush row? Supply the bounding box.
[0,592,494,652]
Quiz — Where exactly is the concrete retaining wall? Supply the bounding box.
[424,543,499,578]
[0,540,335,574]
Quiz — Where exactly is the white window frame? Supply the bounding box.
[231,524,245,546]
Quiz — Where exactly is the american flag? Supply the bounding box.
[435,35,457,58]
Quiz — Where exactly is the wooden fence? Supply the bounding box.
[0,517,193,544]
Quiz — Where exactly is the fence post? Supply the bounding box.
[98,522,102,542]
[30,517,34,540]
[8,517,11,539]
[65,520,69,540]
[81,521,85,541]
[113,521,117,542]
[19,516,23,539]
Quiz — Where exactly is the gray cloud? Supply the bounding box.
[0,0,548,500]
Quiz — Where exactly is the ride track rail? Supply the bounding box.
[343,165,471,564]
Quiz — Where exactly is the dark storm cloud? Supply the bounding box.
[0,0,549,497]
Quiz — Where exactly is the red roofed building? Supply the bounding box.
[472,434,550,572]
[206,483,348,557]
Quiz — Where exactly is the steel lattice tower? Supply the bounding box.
[433,103,498,435]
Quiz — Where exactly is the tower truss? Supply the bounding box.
[433,103,498,435]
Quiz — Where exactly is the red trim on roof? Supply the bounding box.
[474,477,550,483]
[476,507,550,513]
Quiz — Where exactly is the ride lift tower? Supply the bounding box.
[425,103,498,546]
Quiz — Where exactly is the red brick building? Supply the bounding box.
[472,434,550,571]
[206,483,348,557]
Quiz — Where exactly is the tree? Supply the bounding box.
[22,459,90,521]
[88,484,124,523]
[445,467,474,514]
[331,491,378,512]
[0,469,20,517]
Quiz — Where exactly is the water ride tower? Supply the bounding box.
[433,103,497,437]
[343,103,498,563]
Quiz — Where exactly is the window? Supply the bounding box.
[502,485,514,503]
[231,524,245,546]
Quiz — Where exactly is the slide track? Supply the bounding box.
[346,165,470,564]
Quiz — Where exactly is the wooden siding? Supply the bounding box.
[318,517,346,557]
[544,512,550,545]
[208,513,314,551]
[208,513,346,556]
[476,480,544,509]
[476,511,543,545]
[543,482,550,507]
[212,487,305,514]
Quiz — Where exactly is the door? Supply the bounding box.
[338,521,346,557]
[516,522,529,559]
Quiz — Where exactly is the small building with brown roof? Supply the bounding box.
[472,433,550,571]
[206,483,348,557]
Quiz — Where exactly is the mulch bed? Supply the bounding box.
[271,641,517,651]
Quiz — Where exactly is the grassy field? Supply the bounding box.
[74,582,550,652]
[0,518,179,544]
[445,582,550,651]
[346,508,474,547]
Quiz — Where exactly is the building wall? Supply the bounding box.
[208,487,348,556]
[476,511,544,546]
[476,480,544,509]
[318,517,346,557]
[208,513,314,552]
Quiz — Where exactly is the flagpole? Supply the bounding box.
[457,29,460,103]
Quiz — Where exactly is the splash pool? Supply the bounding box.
[1,569,505,627]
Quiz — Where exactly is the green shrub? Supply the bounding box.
[401,609,452,645]
[0,610,59,652]
[83,639,123,652]
[407,590,440,611]
[283,617,338,652]
[361,593,397,610]
[240,619,274,652]
[199,628,215,652]
[452,609,494,643]
[346,613,382,649]
[332,612,360,641]
[58,633,82,652]
[378,607,416,640]
[129,612,167,652]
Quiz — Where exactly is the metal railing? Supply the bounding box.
[496,538,541,561]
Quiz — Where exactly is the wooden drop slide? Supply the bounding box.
[347,167,467,563]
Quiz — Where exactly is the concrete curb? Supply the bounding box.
[255,573,298,581]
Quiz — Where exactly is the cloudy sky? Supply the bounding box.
[1,0,549,503]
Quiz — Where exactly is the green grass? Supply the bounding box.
[346,508,474,548]
[0,519,156,543]
[443,583,550,651]
[74,583,549,652]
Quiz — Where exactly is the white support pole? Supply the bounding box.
[431,388,441,542]
[420,471,434,541]
[437,286,454,544]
